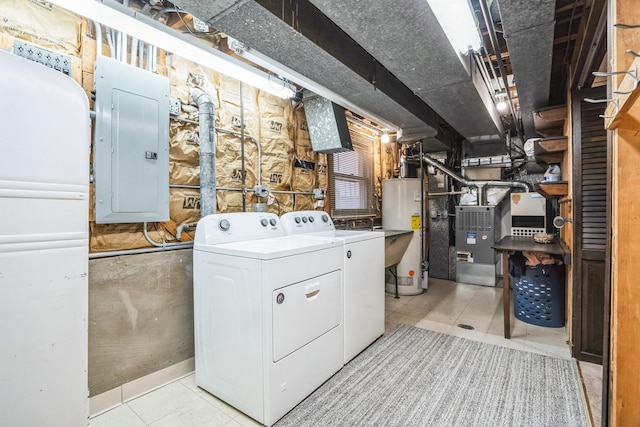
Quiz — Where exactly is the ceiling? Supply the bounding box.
[166,0,605,154]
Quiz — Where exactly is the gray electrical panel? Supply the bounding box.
[455,205,501,286]
[94,56,170,224]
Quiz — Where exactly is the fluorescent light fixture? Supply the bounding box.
[48,0,295,99]
[426,0,481,53]
[228,37,402,133]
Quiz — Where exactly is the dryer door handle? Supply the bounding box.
[305,283,320,299]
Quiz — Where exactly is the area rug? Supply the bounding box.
[275,324,588,426]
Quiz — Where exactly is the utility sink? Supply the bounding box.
[383,230,414,268]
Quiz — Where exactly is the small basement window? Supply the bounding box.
[329,127,376,217]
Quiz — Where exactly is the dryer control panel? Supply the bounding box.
[195,212,284,245]
[280,211,335,235]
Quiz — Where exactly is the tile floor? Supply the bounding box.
[90,277,573,426]
[579,361,603,427]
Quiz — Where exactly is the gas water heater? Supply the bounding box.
[382,178,426,295]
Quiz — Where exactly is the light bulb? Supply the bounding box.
[496,100,507,111]
[381,132,390,143]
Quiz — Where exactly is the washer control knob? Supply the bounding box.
[276,293,285,304]
[218,219,231,231]
[295,216,301,224]
[308,216,315,223]
[347,250,352,259]
[261,219,268,227]
[321,214,329,223]
[302,216,308,223]
[269,218,277,226]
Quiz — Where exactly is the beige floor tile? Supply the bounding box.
[455,313,493,334]
[89,404,146,427]
[179,374,242,418]
[445,324,487,341]
[579,361,603,427]
[421,307,460,325]
[386,311,424,326]
[127,381,201,425]
[149,398,232,427]
[385,319,401,334]
[384,296,410,312]
[405,295,442,310]
[394,303,432,318]
[232,412,263,426]
[518,339,572,359]
[414,318,456,335]
[480,332,533,353]
[430,296,473,316]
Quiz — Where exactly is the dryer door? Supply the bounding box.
[272,269,341,362]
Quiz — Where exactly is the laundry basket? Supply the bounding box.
[513,264,565,327]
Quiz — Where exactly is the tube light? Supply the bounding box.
[48,0,296,99]
[228,37,403,133]
[426,0,482,54]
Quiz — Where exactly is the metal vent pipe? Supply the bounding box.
[420,154,531,205]
[192,88,216,217]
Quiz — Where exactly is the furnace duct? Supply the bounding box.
[420,154,531,206]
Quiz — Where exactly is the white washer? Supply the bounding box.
[280,211,385,364]
[193,212,344,427]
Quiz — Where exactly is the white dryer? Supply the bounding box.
[193,212,344,427]
[280,211,385,364]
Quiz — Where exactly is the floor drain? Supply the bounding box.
[457,324,475,330]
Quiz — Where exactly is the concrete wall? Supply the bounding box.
[88,249,193,397]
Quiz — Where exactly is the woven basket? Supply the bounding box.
[533,233,554,244]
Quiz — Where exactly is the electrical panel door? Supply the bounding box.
[94,56,170,223]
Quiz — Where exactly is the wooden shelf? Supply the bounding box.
[534,136,568,165]
[534,181,568,198]
[533,105,567,137]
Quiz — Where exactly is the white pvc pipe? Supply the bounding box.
[92,21,102,57]
[115,30,122,61]
[105,27,115,59]
[130,37,138,66]
[138,40,145,68]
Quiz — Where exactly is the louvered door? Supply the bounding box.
[572,86,611,364]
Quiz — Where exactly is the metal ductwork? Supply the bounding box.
[421,154,531,206]
[192,88,216,217]
[497,0,556,139]
[173,0,444,143]
[307,0,504,141]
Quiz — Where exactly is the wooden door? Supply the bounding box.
[571,86,611,365]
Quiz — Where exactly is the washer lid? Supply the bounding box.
[194,234,342,259]
[290,229,385,244]
[332,230,385,243]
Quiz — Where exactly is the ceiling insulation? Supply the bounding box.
[308,0,504,140]
[174,0,443,142]
[497,0,556,139]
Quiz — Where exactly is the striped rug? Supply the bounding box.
[276,324,588,426]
